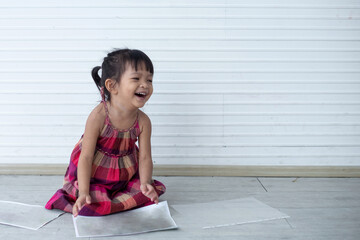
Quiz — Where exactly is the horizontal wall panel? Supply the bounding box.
[2,29,360,40]
[0,4,359,14]
[2,19,360,30]
[8,82,360,93]
[1,49,360,56]
[1,156,359,166]
[1,42,360,52]
[2,60,360,71]
[4,103,360,113]
[1,123,360,136]
[1,92,360,103]
[1,113,360,125]
[2,72,360,82]
[2,146,360,158]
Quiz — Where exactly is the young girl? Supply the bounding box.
[45,49,166,216]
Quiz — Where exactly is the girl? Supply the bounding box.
[45,49,166,216]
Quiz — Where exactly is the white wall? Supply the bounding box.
[0,0,360,166]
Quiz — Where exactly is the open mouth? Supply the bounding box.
[135,92,147,98]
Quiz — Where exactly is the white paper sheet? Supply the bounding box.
[172,197,289,229]
[72,201,177,238]
[0,200,64,230]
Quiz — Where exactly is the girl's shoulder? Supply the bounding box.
[137,110,151,133]
[86,102,107,135]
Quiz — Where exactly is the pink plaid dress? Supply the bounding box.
[45,100,166,216]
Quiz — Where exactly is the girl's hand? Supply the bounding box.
[140,183,159,204]
[72,194,91,217]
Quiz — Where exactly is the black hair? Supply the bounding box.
[91,48,154,101]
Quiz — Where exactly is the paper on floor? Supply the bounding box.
[72,201,177,238]
[0,200,64,230]
[172,197,289,229]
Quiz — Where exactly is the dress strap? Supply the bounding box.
[100,87,110,118]
[102,100,109,116]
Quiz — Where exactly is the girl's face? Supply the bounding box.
[114,62,153,109]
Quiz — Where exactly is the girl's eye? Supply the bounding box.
[132,78,139,81]
[148,79,153,83]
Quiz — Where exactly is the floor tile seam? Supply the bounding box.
[254,190,360,193]
[284,218,294,229]
[278,206,360,210]
[256,178,268,192]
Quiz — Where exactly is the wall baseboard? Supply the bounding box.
[0,164,359,177]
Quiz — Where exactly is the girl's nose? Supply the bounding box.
[140,82,148,88]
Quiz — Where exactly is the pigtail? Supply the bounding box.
[91,66,102,91]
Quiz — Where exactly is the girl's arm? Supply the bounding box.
[73,105,103,216]
[138,111,158,203]
[138,111,153,184]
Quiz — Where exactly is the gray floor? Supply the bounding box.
[0,175,359,240]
